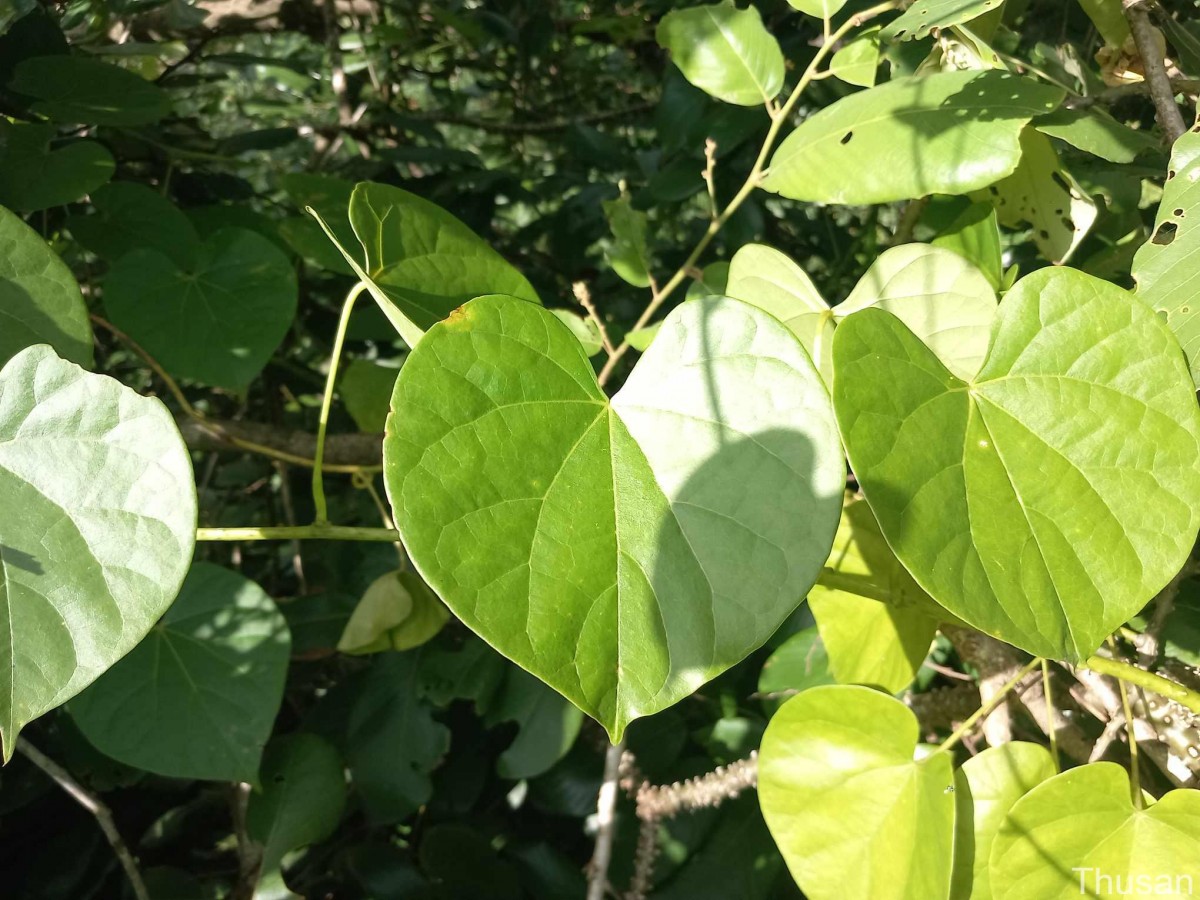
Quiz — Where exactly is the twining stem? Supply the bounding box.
[1083,653,1200,716]
[312,282,369,524]
[18,740,150,900]
[586,739,626,900]
[1114,660,1144,809]
[1041,658,1060,772]
[937,658,1041,753]
[595,0,900,388]
[196,525,400,542]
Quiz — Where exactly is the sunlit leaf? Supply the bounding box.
[337,570,449,655]
[550,309,605,357]
[0,204,92,368]
[602,195,652,288]
[830,26,882,88]
[787,0,848,19]
[655,3,785,106]
[880,0,1004,43]
[930,202,1004,289]
[833,267,1200,661]
[1034,107,1158,164]
[0,344,196,759]
[764,71,1063,204]
[70,563,291,783]
[759,685,956,900]
[385,294,843,739]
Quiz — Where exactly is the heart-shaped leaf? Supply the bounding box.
[0,122,114,212]
[0,204,92,368]
[763,71,1063,204]
[69,563,291,783]
[808,497,941,693]
[11,55,171,125]
[103,227,297,390]
[656,2,784,106]
[0,344,196,758]
[759,685,956,900]
[1133,131,1200,387]
[67,182,200,269]
[384,294,843,739]
[951,742,1057,900]
[833,267,1200,661]
[990,762,1200,900]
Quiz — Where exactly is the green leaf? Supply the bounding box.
[0,122,114,212]
[247,734,346,874]
[839,243,997,380]
[625,321,662,351]
[0,204,92,368]
[757,626,834,714]
[1133,132,1200,387]
[549,309,605,357]
[1076,0,1130,46]
[278,173,356,275]
[11,56,171,125]
[103,227,298,390]
[486,668,585,780]
[338,359,399,433]
[983,129,1097,265]
[347,182,540,341]
[67,182,200,269]
[787,0,848,18]
[726,243,834,385]
[602,195,652,288]
[833,267,1200,661]
[951,742,1057,900]
[385,294,843,739]
[0,344,196,759]
[69,563,291,783]
[1034,108,1159,164]
[990,762,1200,899]
[763,71,1064,205]
[337,570,449,655]
[685,261,730,300]
[880,0,1003,43]
[809,498,940,693]
[655,3,785,107]
[830,26,882,88]
[759,685,956,900]
[930,202,1004,289]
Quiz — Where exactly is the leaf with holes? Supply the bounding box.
[833,267,1200,661]
[1133,131,1200,387]
[759,685,956,900]
[0,204,92,368]
[763,71,1063,205]
[385,294,843,740]
[880,0,1005,42]
[103,227,297,390]
[950,742,1057,900]
[982,129,1097,264]
[10,55,171,125]
[989,763,1200,900]
[70,563,291,782]
[808,497,941,694]
[838,244,997,380]
[0,344,196,759]
[0,122,114,212]
[656,3,784,107]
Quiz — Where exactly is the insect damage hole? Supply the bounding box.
[1153,222,1178,246]
[840,131,853,145]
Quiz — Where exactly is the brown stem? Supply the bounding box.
[586,740,626,900]
[1123,0,1188,142]
[18,740,150,900]
[176,417,382,470]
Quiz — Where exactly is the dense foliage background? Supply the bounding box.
[4,0,1200,898]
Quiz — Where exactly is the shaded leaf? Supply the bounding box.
[602,195,652,288]
[930,202,1004,289]
[339,359,399,434]
[486,668,585,780]
[1034,107,1159,164]
[68,182,200,269]
[549,309,605,357]
[0,122,114,212]
[756,626,834,714]
[11,55,171,125]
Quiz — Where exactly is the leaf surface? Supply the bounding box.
[763,71,1063,204]
[833,267,1200,660]
[0,345,196,758]
[0,122,113,212]
[385,294,843,738]
[70,563,291,782]
[881,0,1003,42]
[10,55,171,125]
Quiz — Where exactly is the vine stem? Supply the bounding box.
[1083,654,1200,716]
[594,0,901,388]
[937,658,1041,753]
[18,739,151,900]
[587,739,626,900]
[1122,0,1187,143]
[196,525,400,542]
[1041,658,1060,771]
[1114,662,1144,809]
[312,281,369,524]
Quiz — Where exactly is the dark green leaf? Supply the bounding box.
[11,56,171,125]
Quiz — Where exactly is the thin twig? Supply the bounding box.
[586,740,626,900]
[891,196,929,245]
[17,740,150,900]
[702,138,719,222]
[1122,0,1188,142]
[573,281,616,357]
